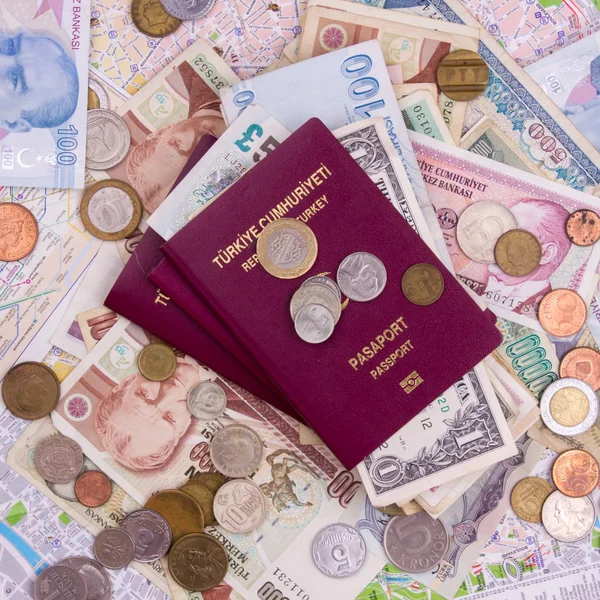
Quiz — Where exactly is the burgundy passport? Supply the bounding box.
[161,118,502,469]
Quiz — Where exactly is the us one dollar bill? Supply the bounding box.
[398,90,456,145]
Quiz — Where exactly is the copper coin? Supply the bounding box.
[552,449,599,497]
[538,289,587,338]
[35,435,84,484]
[131,0,181,37]
[401,263,444,306]
[510,477,554,523]
[566,209,600,246]
[75,470,112,508]
[494,229,542,277]
[559,347,600,390]
[190,471,227,493]
[145,489,205,543]
[436,49,489,102]
[0,203,38,261]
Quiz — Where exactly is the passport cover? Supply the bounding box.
[163,118,503,469]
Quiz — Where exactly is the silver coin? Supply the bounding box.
[302,275,341,301]
[93,528,135,570]
[312,524,366,578]
[213,480,266,533]
[456,201,518,263]
[187,381,227,421]
[383,513,449,573]
[86,109,131,170]
[120,508,172,562]
[160,0,216,20]
[337,252,387,301]
[89,75,109,109]
[540,378,599,437]
[35,435,84,484]
[541,490,595,542]
[209,424,263,478]
[290,283,341,324]
[294,303,335,344]
[46,456,96,502]
[34,565,87,600]
[59,556,111,600]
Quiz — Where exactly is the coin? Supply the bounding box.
[160,0,216,20]
[47,457,95,502]
[190,471,227,493]
[559,347,600,390]
[59,556,112,600]
[0,203,39,261]
[541,490,595,542]
[88,89,101,110]
[181,482,216,526]
[401,263,444,306]
[383,513,449,573]
[337,252,387,301]
[2,361,60,420]
[35,435,84,484]
[494,229,542,277]
[436,49,489,102]
[302,275,341,300]
[540,378,598,436]
[257,218,318,279]
[456,201,517,263]
[294,304,335,344]
[376,504,406,516]
[213,480,266,533]
[86,108,131,170]
[131,0,181,37]
[93,528,135,569]
[209,424,263,478]
[168,533,228,592]
[88,76,109,110]
[552,449,599,498]
[566,209,600,247]
[138,342,177,381]
[120,509,172,562]
[145,489,205,543]
[187,381,227,420]
[510,477,554,523]
[34,564,87,600]
[290,283,341,323]
[312,524,366,578]
[538,289,587,338]
[81,179,143,241]
[74,470,112,508]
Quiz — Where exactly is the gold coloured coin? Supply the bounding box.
[180,482,216,525]
[257,218,318,279]
[88,88,101,110]
[437,49,490,102]
[376,504,406,516]
[131,0,181,37]
[138,343,177,382]
[549,386,590,427]
[494,229,541,277]
[401,263,444,306]
[510,477,554,523]
[190,471,227,493]
[145,489,204,543]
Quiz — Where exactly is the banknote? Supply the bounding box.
[398,91,455,144]
[0,0,90,189]
[77,306,118,351]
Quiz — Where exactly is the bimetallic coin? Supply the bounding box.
[93,528,135,570]
[257,218,318,279]
[552,449,599,498]
[209,424,263,478]
[145,489,205,543]
[538,289,587,338]
[383,513,449,573]
[510,477,554,523]
[131,0,181,37]
[138,342,177,382]
[181,482,216,525]
[74,470,112,508]
[47,457,96,502]
[168,533,228,592]
[86,108,131,170]
[81,179,143,241]
[35,435,84,484]
[494,229,542,277]
[160,0,216,19]
[436,49,489,102]
[59,556,112,600]
[541,491,595,542]
[0,203,38,261]
[559,347,600,390]
[294,304,335,344]
[290,283,341,323]
[34,565,87,600]
[312,524,366,578]
[302,275,341,301]
[337,252,387,301]
[566,209,600,247]
[187,381,227,420]
[213,480,266,533]
[120,509,172,562]
[456,201,517,263]
[2,361,60,420]
[88,88,101,110]
[190,471,227,493]
[540,378,598,437]
[401,263,444,306]
[88,76,109,110]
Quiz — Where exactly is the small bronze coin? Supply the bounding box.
[131,0,181,37]
[0,203,39,261]
[510,477,554,523]
[2,361,60,420]
[436,49,490,102]
[401,263,444,306]
[190,471,227,493]
[566,209,600,246]
[138,343,177,381]
[168,533,228,592]
[145,489,205,543]
[494,229,541,277]
[75,470,112,508]
[180,482,216,525]
[552,449,599,498]
[538,289,587,338]
[560,347,600,390]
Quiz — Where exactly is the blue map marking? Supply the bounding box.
[0,521,49,575]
